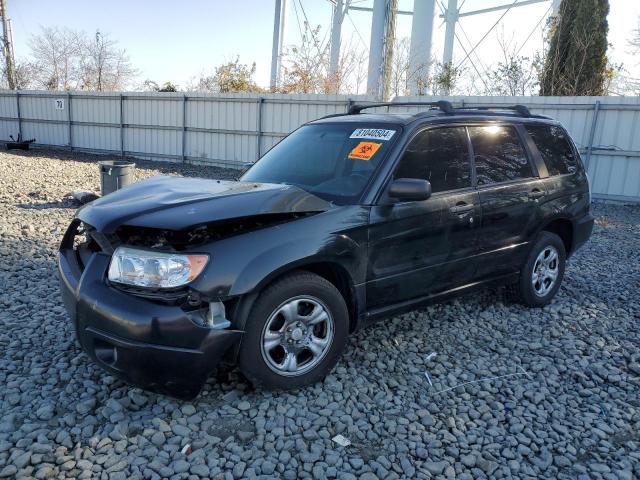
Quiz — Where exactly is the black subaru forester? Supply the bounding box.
[58,101,594,398]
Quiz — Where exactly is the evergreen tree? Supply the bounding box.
[540,0,609,95]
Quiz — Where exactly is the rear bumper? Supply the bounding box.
[572,212,595,255]
[58,228,242,399]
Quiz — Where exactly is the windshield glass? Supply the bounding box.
[241,123,400,204]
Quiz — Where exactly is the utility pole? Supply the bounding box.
[0,0,15,90]
[366,0,397,100]
[270,0,289,92]
[442,0,458,66]
[380,0,397,101]
[329,0,346,81]
[408,0,436,95]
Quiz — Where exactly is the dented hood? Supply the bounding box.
[77,175,331,233]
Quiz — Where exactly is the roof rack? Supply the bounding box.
[348,100,454,115]
[348,101,535,118]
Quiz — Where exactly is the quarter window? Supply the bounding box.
[394,127,471,193]
[525,125,578,175]
[469,125,533,185]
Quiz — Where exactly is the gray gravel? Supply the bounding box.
[1,148,639,480]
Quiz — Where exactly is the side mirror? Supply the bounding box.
[388,178,432,202]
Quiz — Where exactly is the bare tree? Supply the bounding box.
[629,17,640,54]
[79,30,137,91]
[27,26,137,91]
[28,26,82,90]
[389,37,409,97]
[280,24,328,94]
[324,38,367,94]
[1,58,35,89]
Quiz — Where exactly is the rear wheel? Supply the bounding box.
[514,231,566,307]
[238,271,349,389]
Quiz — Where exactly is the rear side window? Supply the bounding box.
[394,127,471,193]
[469,125,533,185]
[525,125,578,175]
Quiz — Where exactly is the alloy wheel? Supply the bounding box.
[531,245,559,297]
[260,296,334,376]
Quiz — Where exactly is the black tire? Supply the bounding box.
[514,231,566,307]
[238,271,349,389]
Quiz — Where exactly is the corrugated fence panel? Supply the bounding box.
[0,91,637,201]
[0,93,18,140]
[72,96,120,123]
[126,96,182,127]
[586,97,640,200]
[73,125,120,151]
[184,94,260,165]
[71,95,121,151]
[19,93,68,145]
[126,127,181,157]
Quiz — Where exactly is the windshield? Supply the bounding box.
[241,123,400,204]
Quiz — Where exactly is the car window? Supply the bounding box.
[394,127,471,193]
[241,124,399,204]
[525,124,579,175]
[469,125,533,185]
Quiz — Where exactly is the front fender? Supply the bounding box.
[187,206,369,300]
[230,232,363,296]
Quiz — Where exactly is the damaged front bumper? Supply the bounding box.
[57,221,243,399]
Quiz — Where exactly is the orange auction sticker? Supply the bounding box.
[348,141,382,161]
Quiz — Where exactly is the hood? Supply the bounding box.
[77,175,331,233]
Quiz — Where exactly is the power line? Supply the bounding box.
[457,22,490,77]
[297,0,326,58]
[454,30,490,92]
[291,0,306,41]
[456,0,520,69]
[515,3,552,57]
[345,10,368,50]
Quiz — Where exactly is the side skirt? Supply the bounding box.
[363,272,519,325]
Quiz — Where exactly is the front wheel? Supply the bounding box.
[515,231,566,307]
[238,271,349,389]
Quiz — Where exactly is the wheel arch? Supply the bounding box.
[230,259,359,334]
[540,217,574,256]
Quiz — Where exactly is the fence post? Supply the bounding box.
[119,94,125,157]
[585,100,601,171]
[67,92,72,149]
[182,95,187,163]
[15,91,21,139]
[256,97,264,160]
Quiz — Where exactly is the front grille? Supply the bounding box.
[108,282,189,304]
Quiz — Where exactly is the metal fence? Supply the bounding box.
[0,90,638,203]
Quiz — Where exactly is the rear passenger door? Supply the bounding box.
[469,124,544,278]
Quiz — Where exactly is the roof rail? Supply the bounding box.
[348,100,453,115]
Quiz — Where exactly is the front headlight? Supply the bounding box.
[108,246,208,289]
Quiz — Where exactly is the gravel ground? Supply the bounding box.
[1,148,639,480]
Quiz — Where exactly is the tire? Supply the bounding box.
[238,271,349,390]
[514,231,566,307]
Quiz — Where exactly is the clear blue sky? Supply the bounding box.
[8,0,639,90]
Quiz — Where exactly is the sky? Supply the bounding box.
[8,0,640,91]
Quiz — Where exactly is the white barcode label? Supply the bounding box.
[350,128,396,141]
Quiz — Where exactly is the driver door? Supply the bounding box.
[366,126,480,310]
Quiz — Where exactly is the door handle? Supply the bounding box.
[450,203,474,214]
[528,189,545,200]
